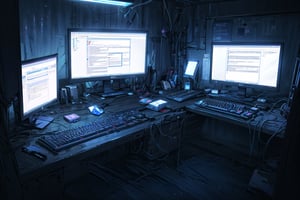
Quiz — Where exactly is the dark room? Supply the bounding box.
[1,0,300,199]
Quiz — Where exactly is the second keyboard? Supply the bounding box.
[194,98,257,119]
[166,90,204,102]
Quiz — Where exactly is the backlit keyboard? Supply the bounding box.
[166,90,204,102]
[37,109,149,153]
[194,98,257,119]
[101,91,127,98]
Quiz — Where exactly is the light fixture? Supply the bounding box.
[77,0,133,7]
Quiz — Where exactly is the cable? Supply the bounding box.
[123,0,152,19]
[162,0,173,32]
[148,123,169,154]
[176,116,187,166]
[144,113,185,160]
[247,117,260,159]
[269,98,288,111]
[247,112,283,159]
[262,126,285,163]
[130,0,153,10]
[248,110,287,165]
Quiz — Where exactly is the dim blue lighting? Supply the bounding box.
[78,0,133,7]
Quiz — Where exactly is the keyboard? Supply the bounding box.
[37,109,149,153]
[166,90,204,102]
[194,98,257,119]
[102,91,127,98]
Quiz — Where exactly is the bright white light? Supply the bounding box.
[78,0,133,7]
[184,61,198,76]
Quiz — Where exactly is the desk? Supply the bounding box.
[11,93,194,183]
[11,92,287,195]
[186,103,286,138]
[185,96,287,166]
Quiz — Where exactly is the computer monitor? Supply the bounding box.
[184,61,198,78]
[210,43,282,96]
[20,54,58,129]
[183,61,198,90]
[68,29,147,84]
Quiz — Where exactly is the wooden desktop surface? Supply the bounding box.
[11,93,192,181]
[10,92,287,182]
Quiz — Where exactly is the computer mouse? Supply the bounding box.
[88,105,104,116]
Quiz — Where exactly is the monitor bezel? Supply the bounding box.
[67,28,148,83]
[19,53,58,120]
[210,42,283,92]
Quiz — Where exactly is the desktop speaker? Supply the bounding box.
[65,85,79,104]
[59,88,68,104]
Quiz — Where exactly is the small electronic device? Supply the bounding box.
[22,145,47,161]
[211,89,219,94]
[161,80,171,90]
[184,61,198,78]
[146,99,167,111]
[139,98,153,105]
[183,61,198,90]
[257,98,267,103]
[184,81,191,90]
[64,113,80,123]
[34,116,54,129]
[88,105,104,116]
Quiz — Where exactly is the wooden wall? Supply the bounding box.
[174,0,300,95]
[17,0,300,95]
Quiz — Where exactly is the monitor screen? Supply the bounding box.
[68,29,147,82]
[211,43,282,90]
[20,54,58,119]
[184,61,198,78]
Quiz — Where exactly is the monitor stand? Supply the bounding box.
[237,85,248,97]
[236,86,254,102]
[101,80,127,97]
[102,80,115,93]
[103,79,129,93]
[29,115,54,129]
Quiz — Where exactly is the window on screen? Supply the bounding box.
[184,61,198,77]
[21,54,57,118]
[211,44,281,88]
[69,30,147,80]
